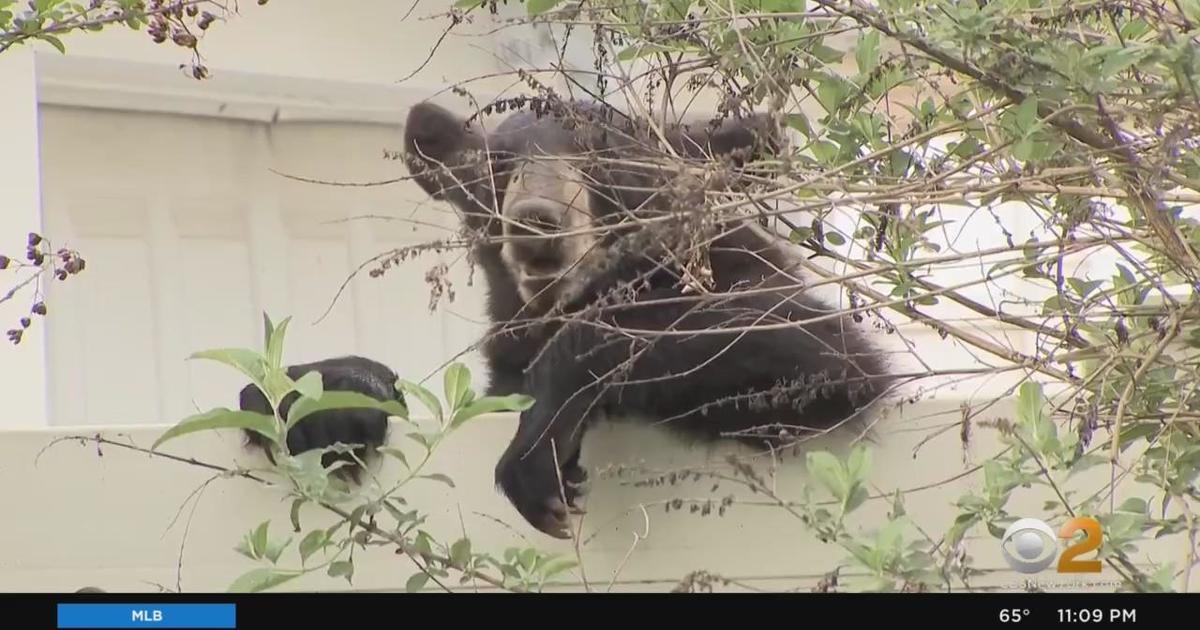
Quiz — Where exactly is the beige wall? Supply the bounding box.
[31,0,506,90]
[4,402,1189,593]
[2,1,1192,595]
[0,48,48,429]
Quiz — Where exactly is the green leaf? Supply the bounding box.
[662,0,694,19]
[450,538,472,568]
[1013,137,1035,162]
[293,371,324,402]
[286,391,408,431]
[843,540,876,569]
[397,380,444,422]
[39,34,65,54]
[450,393,534,428]
[419,473,456,488]
[846,444,871,483]
[265,316,292,370]
[825,231,846,246]
[844,484,869,512]
[1120,19,1151,40]
[886,150,915,178]
[262,367,296,408]
[1014,381,1058,455]
[453,0,486,7]
[891,490,907,519]
[983,459,1017,496]
[1117,497,1148,514]
[1067,277,1104,299]
[298,530,328,564]
[1015,97,1038,135]
[233,537,256,561]
[947,512,979,546]
[811,140,839,164]
[616,43,678,61]
[264,536,291,565]
[406,431,439,452]
[262,312,276,348]
[855,30,880,75]
[1017,381,1045,428]
[949,136,982,158]
[904,553,936,571]
[284,450,333,498]
[383,500,417,528]
[414,531,435,559]
[789,227,814,243]
[1099,45,1147,79]
[327,560,354,582]
[250,521,270,558]
[289,498,304,532]
[227,568,302,593]
[1067,453,1109,477]
[526,0,562,15]
[810,43,844,64]
[153,407,278,451]
[786,113,813,138]
[188,348,266,387]
[806,451,847,500]
[877,518,905,557]
[444,363,474,410]
[406,572,430,593]
[519,548,538,571]
[539,555,578,579]
[378,446,409,469]
[815,76,848,114]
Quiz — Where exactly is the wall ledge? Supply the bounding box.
[34,52,440,125]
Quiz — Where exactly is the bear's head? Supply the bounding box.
[403,99,782,312]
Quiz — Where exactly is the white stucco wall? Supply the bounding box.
[0,48,49,429]
[2,0,1192,595]
[5,402,1190,593]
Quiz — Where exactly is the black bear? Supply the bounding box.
[403,99,894,538]
[239,355,404,481]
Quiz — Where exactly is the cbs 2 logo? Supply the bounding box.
[1000,517,1103,574]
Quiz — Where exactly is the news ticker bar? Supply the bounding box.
[16,592,1196,629]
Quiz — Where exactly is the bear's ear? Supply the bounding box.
[403,102,486,200]
[669,112,783,165]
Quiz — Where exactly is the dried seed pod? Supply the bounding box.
[172,31,197,48]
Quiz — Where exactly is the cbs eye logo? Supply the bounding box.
[1000,516,1103,574]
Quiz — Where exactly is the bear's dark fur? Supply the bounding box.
[239,355,404,481]
[401,99,894,538]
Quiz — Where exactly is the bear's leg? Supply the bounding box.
[495,299,885,537]
[494,325,610,538]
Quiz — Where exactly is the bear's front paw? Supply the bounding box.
[249,409,389,483]
[495,448,585,539]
